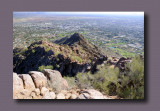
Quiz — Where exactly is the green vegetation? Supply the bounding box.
[107,42,125,47]
[14,48,28,56]
[88,59,91,63]
[58,33,66,37]
[113,48,135,57]
[66,55,144,99]
[38,65,54,72]
[118,56,144,99]
[80,31,88,35]
[71,56,83,63]
[75,65,119,95]
[32,49,36,53]
[64,77,77,89]
[54,51,60,56]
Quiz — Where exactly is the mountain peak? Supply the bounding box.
[54,33,107,58]
[72,32,84,39]
[54,33,86,46]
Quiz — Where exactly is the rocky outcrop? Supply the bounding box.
[19,74,35,92]
[13,70,115,99]
[13,73,24,99]
[29,71,48,89]
[43,69,69,91]
[114,57,132,72]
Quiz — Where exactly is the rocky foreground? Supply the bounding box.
[13,69,115,99]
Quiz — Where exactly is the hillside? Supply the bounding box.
[54,33,107,57]
[13,33,109,76]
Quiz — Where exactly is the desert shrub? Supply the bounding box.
[76,72,94,89]
[75,65,119,95]
[38,65,53,72]
[88,59,91,63]
[71,56,83,63]
[13,47,28,56]
[117,56,144,99]
[75,55,144,99]
[45,48,51,52]
[91,65,119,95]
[21,48,28,53]
[56,64,60,68]
[54,51,60,56]
[64,77,77,89]
[32,49,36,53]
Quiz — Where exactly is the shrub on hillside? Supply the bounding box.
[38,65,53,72]
[75,55,144,99]
[71,56,83,63]
[64,76,77,90]
[117,56,144,99]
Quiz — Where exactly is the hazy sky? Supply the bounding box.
[46,12,144,15]
[14,12,144,16]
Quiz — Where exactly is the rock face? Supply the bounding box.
[19,74,35,92]
[43,69,69,91]
[13,73,24,99]
[29,71,47,89]
[114,57,132,72]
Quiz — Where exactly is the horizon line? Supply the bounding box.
[13,12,144,16]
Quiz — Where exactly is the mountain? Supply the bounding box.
[55,33,87,45]
[13,33,108,76]
[54,33,107,58]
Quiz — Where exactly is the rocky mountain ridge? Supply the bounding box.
[13,33,108,76]
[54,33,106,57]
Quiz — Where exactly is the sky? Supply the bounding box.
[14,12,144,16]
[45,12,144,16]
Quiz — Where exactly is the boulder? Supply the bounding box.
[60,90,68,95]
[33,95,42,99]
[30,91,36,98]
[43,69,69,91]
[65,93,72,99]
[56,93,65,99]
[70,89,77,94]
[70,94,77,99]
[19,74,35,92]
[77,93,91,99]
[40,87,49,96]
[13,73,24,99]
[77,89,106,99]
[50,92,56,99]
[42,92,51,99]
[61,78,69,90]
[109,65,115,69]
[42,92,56,99]
[14,89,31,99]
[29,71,47,89]
[34,88,40,96]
